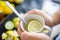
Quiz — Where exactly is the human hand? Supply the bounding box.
[17,23,50,40]
[26,9,53,27]
[17,9,50,40]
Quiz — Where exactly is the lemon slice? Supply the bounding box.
[2,33,7,39]
[28,21,42,32]
[6,30,19,37]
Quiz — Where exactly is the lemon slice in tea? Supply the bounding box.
[28,21,42,32]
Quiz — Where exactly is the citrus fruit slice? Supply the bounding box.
[2,33,7,39]
[13,17,20,27]
[28,21,42,32]
[6,30,19,37]
[5,21,14,30]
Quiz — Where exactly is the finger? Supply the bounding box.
[26,9,44,17]
[21,32,50,40]
[21,32,28,40]
[27,9,43,14]
[17,22,23,36]
[26,9,36,14]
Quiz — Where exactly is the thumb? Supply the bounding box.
[17,23,23,37]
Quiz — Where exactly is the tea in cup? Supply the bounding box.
[20,14,51,33]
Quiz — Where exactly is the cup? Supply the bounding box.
[20,14,51,33]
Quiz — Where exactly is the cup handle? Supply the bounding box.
[42,25,51,36]
[43,25,51,31]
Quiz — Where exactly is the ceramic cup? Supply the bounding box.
[20,14,51,33]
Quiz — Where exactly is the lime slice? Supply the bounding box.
[13,17,20,27]
[28,21,42,32]
[5,21,14,30]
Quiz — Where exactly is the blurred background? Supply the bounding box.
[0,0,60,40]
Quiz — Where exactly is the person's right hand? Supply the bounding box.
[27,9,53,27]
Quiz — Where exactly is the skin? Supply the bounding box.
[17,9,60,40]
[52,10,60,26]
